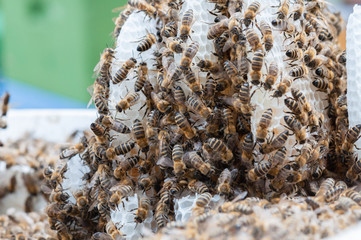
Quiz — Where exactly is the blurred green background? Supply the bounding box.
[0,0,356,108]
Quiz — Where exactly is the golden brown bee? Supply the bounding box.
[116,92,140,112]
[244,1,260,27]
[303,47,316,64]
[312,78,328,91]
[245,28,261,51]
[109,184,133,209]
[207,19,229,40]
[248,162,272,181]
[1,92,10,117]
[315,67,334,80]
[345,156,361,183]
[162,64,183,90]
[273,76,292,97]
[180,41,199,70]
[204,138,233,163]
[285,48,303,60]
[132,119,149,152]
[196,192,212,207]
[224,60,242,87]
[183,151,212,176]
[135,196,151,223]
[284,98,302,115]
[187,95,211,119]
[293,31,306,48]
[261,130,289,154]
[266,147,287,179]
[184,68,202,95]
[250,49,264,85]
[289,63,308,78]
[137,33,157,52]
[223,108,236,135]
[291,0,304,20]
[294,142,312,169]
[60,138,87,159]
[138,175,157,191]
[135,62,149,92]
[151,92,171,113]
[114,156,140,179]
[256,108,273,143]
[217,168,233,196]
[172,144,186,176]
[238,54,250,80]
[94,95,109,114]
[259,20,273,51]
[166,38,183,53]
[112,57,137,84]
[180,9,194,41]
[174,112,195,139]
[161,21,178,38]
[315,178,335,198]
[275,0,289,19]
[94,48,114,80]
[55,220,72,240]
[154,202,169,228]
[50,189,70,204]
[113,8,133,39]
[106,220,124,240]
[50,162,67,188]
[283,115,306,144]
[325,185,344,203]
[198,59,221,73]
[100,115,130,134]
[344,189,361,205]
[264,62,278,90]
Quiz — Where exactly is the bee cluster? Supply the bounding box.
[44,0,361,239]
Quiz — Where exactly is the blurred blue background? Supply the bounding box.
[0,0,357,108]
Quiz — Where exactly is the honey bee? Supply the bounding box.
[271,19,295,35]
[112,57,137,84]
[238,54,250,80]
[217,168,233,196]
[345,156,361,183]
[132,119,149,152]
[224,60,242,87]
[223,108,236,135]
[137,33,157,52]
[114,156,140,179]
[315,67,334,80]
[198,59,221,73]
[1,92,10,117]
[204,138,233,163]
[154,202,169,228]
[325,185,344,203]
[94,95,109,114]
[266,147,287,179]
[303,47,316,65]
[289,64,308,78]
[187,95,211,119]
[113,8,133,39]
[273,76,293,97]
[294,142,312,169]
[259,20,273,51]
[183,151,213,176]
[135,196,151,223]
[283,115,306,144]
[250,49,264,85]
[116,92,140,112]
[264,62,278,90]
[291,0,304,20]
[256,108,273,143]
[134,62,149,92]
[50,189,70,204]
[50,162,67,188]
[55,221,72,240]
[94,48,114,80]
[150,92,171,113]
[244,1,260,27]
[316,178,335,198]
[344,189,361,205]
[100,115,131,134]
[180,9,194,41]
[248,162,272,181]
[337,50,346,65]
[60,137,88,159]
[106,220,124,240]
[196,192,212,207]
[285,49,303,61]
[109,184,133,209]
[166,38,183,53]
[161,21,178,38]
[312,78,328,91]
[261,130,289,154]
[183,68,202,95]
[172,144,186,176]
[245,28,261,51]
[174,112,196,139]
[180,42,199,70]
[207,19,229,40]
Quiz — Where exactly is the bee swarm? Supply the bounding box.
[45,0,361,239]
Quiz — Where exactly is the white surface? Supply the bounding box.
[347,4,361,155]
[0,109,97,142]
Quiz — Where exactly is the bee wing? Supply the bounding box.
[222,38,235,53]
[40,184,52,194]
[60,148,78,159]
[157,156,173,168]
